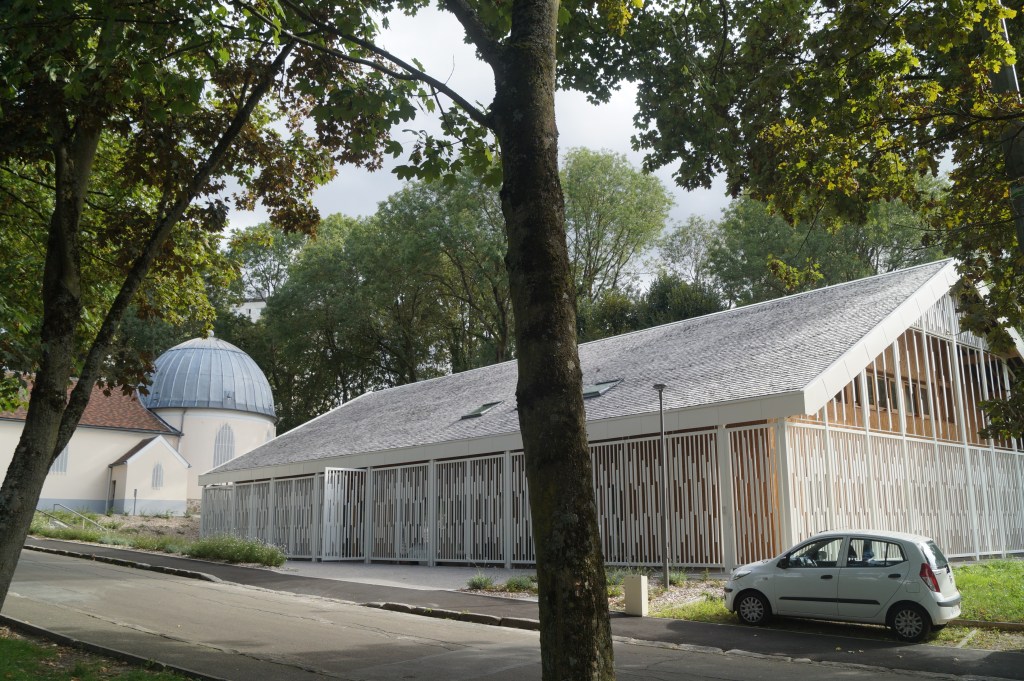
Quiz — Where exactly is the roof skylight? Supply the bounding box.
[583,379,621,399]
[461,401,502,419]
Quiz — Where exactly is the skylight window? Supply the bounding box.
[583,379,621,399]
[461,401,502,419]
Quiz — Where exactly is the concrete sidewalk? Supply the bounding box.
[16,538,1024,680]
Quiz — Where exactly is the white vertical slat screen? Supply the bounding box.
[322,468,365,560]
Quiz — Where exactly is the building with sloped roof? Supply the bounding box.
[0,336,276,515]
[199,260,1024,568]
[0,384,190,514]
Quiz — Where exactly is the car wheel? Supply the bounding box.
[889,603,932,642]
[735,591,771,626]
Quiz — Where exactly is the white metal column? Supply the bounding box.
[774,420,794,550]
[427,460,437,567]
[716,425,736,571]
[949,340,982,560]
[364,467,374,564]
[858,370,879,529]
[502,450,513,568]
[821,400,837,530]
[892,339,914,530]
[979,355,1008,557]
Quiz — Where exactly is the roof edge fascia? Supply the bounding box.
[800,260,959,416]
[198,390,808,485]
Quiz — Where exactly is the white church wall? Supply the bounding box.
[112,438,189,516]
[156,407,275,500]
[0,420,155,514]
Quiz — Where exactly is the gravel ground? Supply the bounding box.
[464,575,727,610]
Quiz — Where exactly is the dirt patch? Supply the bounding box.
[464,578,726,609]
[102,514,201,542]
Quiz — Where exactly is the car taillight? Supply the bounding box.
[920,563,940,592]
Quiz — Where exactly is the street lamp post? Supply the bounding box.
[654,383,670,590]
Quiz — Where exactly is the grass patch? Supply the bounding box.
[184,535,286,566]
[668,570,688,586]
[652,592,732,623]
[467,573,495,590]
[0,627,187,680]
[29,513,285,568]
[502,575,537,593]
[954,559,1024,622]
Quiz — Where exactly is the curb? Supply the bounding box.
[364,601,540,631]
[0,614,229,681]
[950,618,1024,632]
[23,544,221,583]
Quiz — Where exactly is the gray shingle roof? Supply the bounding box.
[213,259,952,474]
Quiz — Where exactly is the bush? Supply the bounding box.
[467,573,495,590]
[503,575,536,593]
[668,570,688,587]
[184,535,286,567]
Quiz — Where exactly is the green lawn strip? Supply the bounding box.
[0,628,187,680]
[953,560,1024,622]
[651,594,734,623]
[30,513,285,568]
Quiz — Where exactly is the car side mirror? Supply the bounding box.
[778,556,789,569]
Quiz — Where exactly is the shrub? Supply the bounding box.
[503,575,536,593]
[184,535,286,567]
[467,573,495,590]
[668,570,688,587]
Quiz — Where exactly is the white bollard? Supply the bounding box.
[623,574,648,617]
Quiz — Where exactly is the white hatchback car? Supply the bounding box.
[724,530,961,642]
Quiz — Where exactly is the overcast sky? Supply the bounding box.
[228,9,732,231]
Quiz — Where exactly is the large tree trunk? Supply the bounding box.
[492,0,614,678]
[0,120,101,609]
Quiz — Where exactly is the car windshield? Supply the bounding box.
[921,540,948,569]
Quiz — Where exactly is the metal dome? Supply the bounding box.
[142,337,276,418]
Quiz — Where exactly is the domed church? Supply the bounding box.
[0,335,276,515]
[141,336,277,503]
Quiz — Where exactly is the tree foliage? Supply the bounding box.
[577,273,725,341]
[0,0,382,613]
[624,0,1024,436]
[562,147,672,303]
[661,196,942,307]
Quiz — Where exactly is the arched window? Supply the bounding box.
[49,445,69,475]
[151,462,164,490]
[213,424,235,467]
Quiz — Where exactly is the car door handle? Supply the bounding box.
[820,575,833,580]
[888,574,902,579]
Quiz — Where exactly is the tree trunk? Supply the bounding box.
[0,120,101,609]
[492,0,614,678]
[0,42,294,612]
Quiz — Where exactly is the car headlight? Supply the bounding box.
[730,569,751,580]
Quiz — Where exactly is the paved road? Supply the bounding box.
[4,549,1001,681]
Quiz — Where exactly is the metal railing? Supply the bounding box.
[50,504,105,530]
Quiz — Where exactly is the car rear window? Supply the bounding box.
[921,540,949,569]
